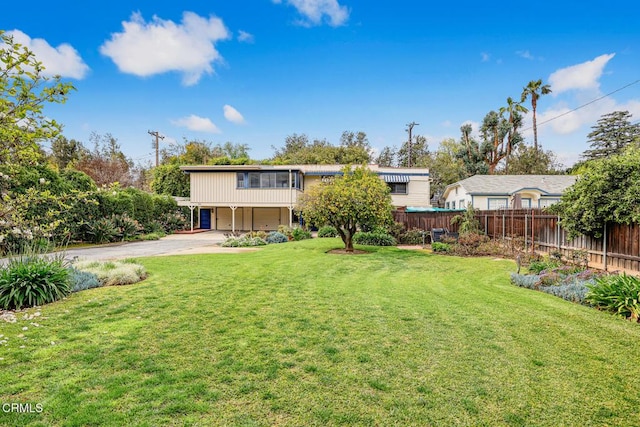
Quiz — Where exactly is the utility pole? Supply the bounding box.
[405,122,419,167]
[148,130,164,167]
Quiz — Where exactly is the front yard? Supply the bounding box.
[1,239,639,426]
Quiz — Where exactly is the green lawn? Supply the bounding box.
[1,239,640,426]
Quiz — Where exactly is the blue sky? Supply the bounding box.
[3,0,639,167]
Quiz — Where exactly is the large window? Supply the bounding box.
[237,171,300,189]
[388,183,407,194]
[539,198,560,208]
[488,198,508,209]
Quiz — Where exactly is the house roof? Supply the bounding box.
[180,164,430,176]
[443,175,577,198]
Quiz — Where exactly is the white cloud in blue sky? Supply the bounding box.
[273,0,350,26]
[549,53,616,94]
[223,105,246,125]
[6,30,89,79]
[237,30,254,43]
[99,11,230,86]
[171,115,221,133]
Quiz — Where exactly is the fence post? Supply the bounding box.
[531,209,535,255]
[502,214,506,239]
[557,215,561,251]
[603,222,608,271]
[524,214,528,252]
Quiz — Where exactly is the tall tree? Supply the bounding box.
[457,124,489,176]
[0,31,75,165]
[271,132,371,165]
[499,97,528,173]
[429,138,467,199]
[521,79,552,151]
[297,166,393,252]
[479,111,511,174]
[376,146,396,167]
[49,135,84,169]
[74,132,135,187]
[581,111,640,161]
[397,135,430,167]
[504,144,563,175]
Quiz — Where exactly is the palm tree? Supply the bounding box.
[499,97,528,173]
[521,79,552,151]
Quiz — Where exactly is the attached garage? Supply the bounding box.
[215,208,244,231]
[252,208,282,230]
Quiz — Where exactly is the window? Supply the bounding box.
[488,198,508,209]
[452,201,456,209]
[459,200,465,208]
[388,183,407,194]
[240,171,299,189]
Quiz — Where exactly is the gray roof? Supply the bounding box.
[446,175,577,197]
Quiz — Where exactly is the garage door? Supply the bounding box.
[253,208,281,231]
[216,208,243,231]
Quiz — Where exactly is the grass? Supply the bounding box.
[1,238,640,426]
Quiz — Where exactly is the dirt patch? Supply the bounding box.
[326,249,370,255]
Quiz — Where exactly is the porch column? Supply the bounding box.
[188,204,196,232]
[230,205,238,232]
[288,206,294,228]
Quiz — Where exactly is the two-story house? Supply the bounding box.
[178,164,431,231]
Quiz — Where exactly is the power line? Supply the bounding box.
[524,79,640,132]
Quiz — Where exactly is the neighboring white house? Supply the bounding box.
[442,175,577,210]
[178,164,430,231]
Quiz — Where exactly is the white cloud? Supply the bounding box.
[238,30,254,43]
[100,11,230,86]
[274,0,350,27]
[223,105,246,124]
[549,53,615,95]
[6,30,89,79]
[480,52,490,62]
[171,115,221,133]
[516,50,534,60]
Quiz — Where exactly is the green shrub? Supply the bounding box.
[586,274,640,321]
[112,213,142,241]
[69,267,101,292]
[431,242,450,253]
[266,231,288,244]
[221,236,267,247]
[74,260,147,286]
[87,217,118,244]
[0,256,70,310]
[528,257,563,274]
[399,228,426,245]
[291,227,312,241]
[317,226,339,238]
[353,231,396,246]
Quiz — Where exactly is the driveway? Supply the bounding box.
[1,231,249,265]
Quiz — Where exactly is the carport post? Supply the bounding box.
[230,205,237,232]
[188,204,196,232]
[288,206,294,228]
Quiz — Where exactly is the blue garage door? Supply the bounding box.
[200,208,211,229]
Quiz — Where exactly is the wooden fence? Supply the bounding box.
[393,208,640,273]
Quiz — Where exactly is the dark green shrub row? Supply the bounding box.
[353,231,396,246]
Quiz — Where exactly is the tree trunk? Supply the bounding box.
[345,233,354,252]
[532,101,538,152]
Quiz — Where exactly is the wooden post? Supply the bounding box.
[531,209,535,255]
[603,222,608,271]
[230,206,237,233]
[524,214,528,253]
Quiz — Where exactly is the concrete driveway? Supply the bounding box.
[1,231,238,265]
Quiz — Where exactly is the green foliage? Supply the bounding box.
[431,242,450,252]
[151,164,190,197]
[298,165,393,251]
[68,267,101,292]
[398,228,426,245]
[552,147,640,238]
[87,217,118,244]
[528,257,563,274]
[0,31,75,165]
[317,226,339,238]
[352,231,397,246]
[74,260,147,287]
[0,255,70,310]
[271,132,372,164]
[586,274,640,322]
[266,231,289,244]
[291,227,312,241]
[582,111,640,161]
[112,213,142,241]
[450,205,481,234]
[221,235,267,247]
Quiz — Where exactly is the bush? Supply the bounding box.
[69,267,101,292]
[266,231,289,244]
[291,227,312,241]
[221,235,268,247]
[586,274,640,322]
[112,213,142,241]
[317,226,339,238]
[399,228,426,245]
[431,242,450,253]
[87,217,118,244]
[0,255,70,310]
[528,257,562,274]
[353,231,396,246]
[511,268,604,305]
[74,260,147,286]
